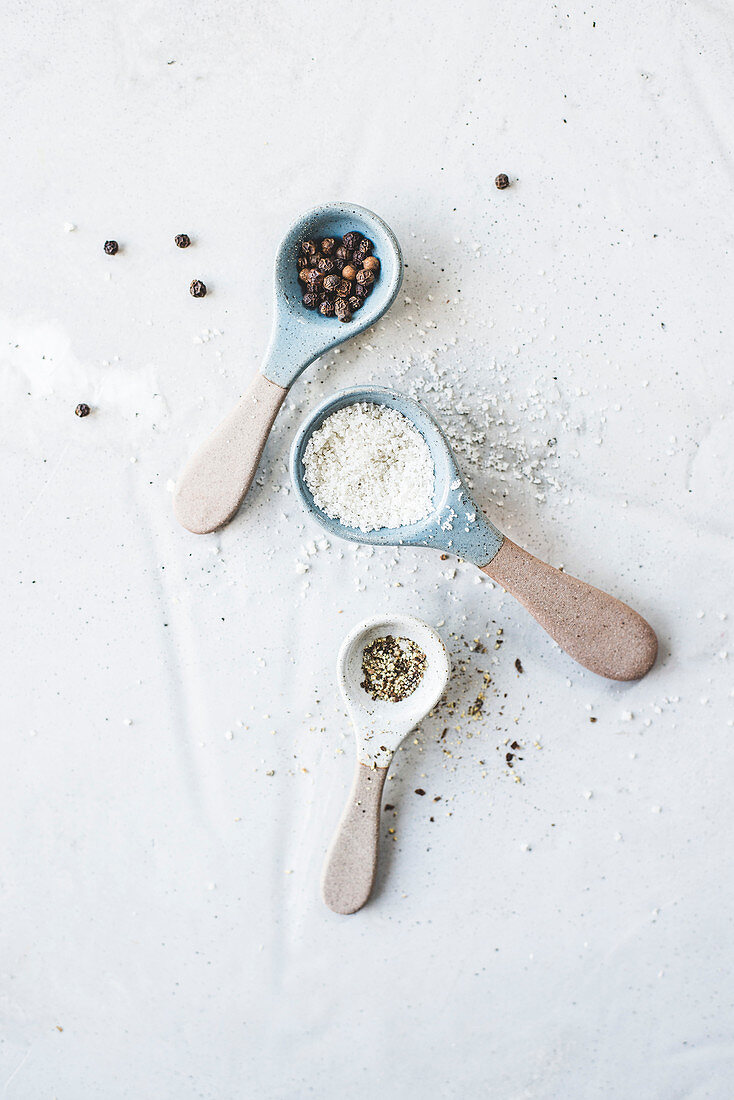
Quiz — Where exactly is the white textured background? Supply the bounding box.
[2,2,733,1097]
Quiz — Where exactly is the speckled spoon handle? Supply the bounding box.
[483,538,658,681]
[174,373,287,534]
[322,762,389,915]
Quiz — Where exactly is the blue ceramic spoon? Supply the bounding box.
[290,387,658,681]
[174,203,403,534]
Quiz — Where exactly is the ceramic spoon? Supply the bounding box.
[173,203,403,534]
[290,386,658,682]
[323,614,451,915]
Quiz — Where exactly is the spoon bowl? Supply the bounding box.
[262,204,404,387]
[174,204,403,534]
[322,614,450,915]
[338,614,452,768]
[292,387,658,682]
[290,385,504,564]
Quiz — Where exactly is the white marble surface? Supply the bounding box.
[3,3,733,1097]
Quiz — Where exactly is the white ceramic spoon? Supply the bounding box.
[322,615,451,915]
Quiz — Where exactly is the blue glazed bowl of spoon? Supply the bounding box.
[174,202,403,535]
[291,386,658,682]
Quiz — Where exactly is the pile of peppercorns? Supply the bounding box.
[297,231,380,323]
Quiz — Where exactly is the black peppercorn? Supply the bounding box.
[174,234,191,248]
[190,279,207,297]
[103,240,119,255]
[297,233,379,319]
[75,403,91,417]
[495,173,510,190]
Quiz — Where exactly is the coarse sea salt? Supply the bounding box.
[302,402,434,532]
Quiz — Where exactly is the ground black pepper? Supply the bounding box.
[360,635,427,703]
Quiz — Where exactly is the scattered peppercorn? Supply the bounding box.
[414,788,426,796]
[296,231,380,320]
[495,173,510,190]
[514,658,524,673]
[75,403,91,417]
[103,240,119,255]
[174,234,191,248]
[190,279,207,298]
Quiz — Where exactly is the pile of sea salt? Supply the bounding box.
[302,403,434,532]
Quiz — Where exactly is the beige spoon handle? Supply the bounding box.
[174,373,287,534]
[322,762,389,915]
[482,538,657,681]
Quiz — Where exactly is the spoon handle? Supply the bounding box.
[174,373,287,534]
[322,762,389,915]
[482,538,657,681]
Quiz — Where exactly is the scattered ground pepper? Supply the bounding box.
[515,658,524,673]
[361,635,427,703]
[103,240,119,255]
[414,788,426,796]
[75,403,91,418]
